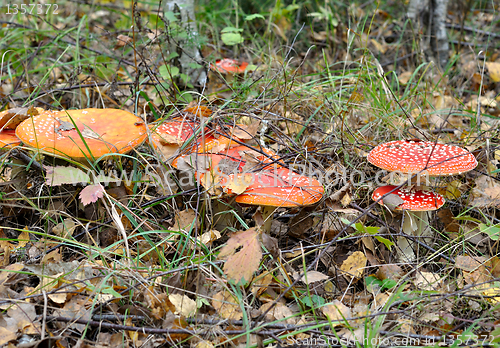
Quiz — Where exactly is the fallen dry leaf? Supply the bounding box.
[471,175,500,208]
[251,272,274,297]
[79,184,105,206]
[0,106,43,129]
[0,263,24,286]
[169,294,197,317]
[0,327,17,347]
[415,272,444,291]
[321,300,351,323]
[456,255,492,285]
[486,62,500,82]
[173,209,198,233]
[230,122,260,140]
[222,173,253,194]
[398,71,413,85]
[260,302,295,324]
[45,166,91,186]
[340,251,367,281]
[218,228,262,284]
[300,271,329,285]
[199,229,221,245]
[212,290,242,320]
[115,34,133,48]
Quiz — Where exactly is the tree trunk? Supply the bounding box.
[407,0,449,69]
[165,0,207,88]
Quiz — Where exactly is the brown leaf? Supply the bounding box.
[0,327,17,347]
[398,71,412,85]
[0,263,22,285]
[0,106,43,129]
[260,302,295,324]
[218,228,262,284]
[115,34,133,49]
[321,300,351,323]
[456,255,492,285]
[471,176,500,208]
[230,122,260,140]
[300,271,329,284]
[173,209,198,232]
[340,251,367,281]
[250,272,273,297]
[415,272,444,291]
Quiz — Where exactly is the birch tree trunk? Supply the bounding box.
[165,0,207,88]
[407,0,449,69]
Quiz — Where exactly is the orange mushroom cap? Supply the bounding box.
[149,119,204,148]
[210,59,249,74]
[16,108,147,160]
[367,140,477,176]
[221,168,324,207]
[0,130,21,149]
[372,185,445,211]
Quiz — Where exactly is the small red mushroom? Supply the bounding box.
[372,185,445,261]
[210,59,249,74]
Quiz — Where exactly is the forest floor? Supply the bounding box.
[1,0,500,347]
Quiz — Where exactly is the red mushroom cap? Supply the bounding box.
[210,59,249,74]
[16,108,147,160]
[221,168,324,207]
[0,130,21,149]
[149,119,204,148]
[367,140,477,176]
[372,185,445,211]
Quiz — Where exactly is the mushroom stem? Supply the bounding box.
[400,210,431,261]
[400,211,417,261]
[261,206,275,233]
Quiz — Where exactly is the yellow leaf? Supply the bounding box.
[222,173,253,194]
[212,290,243,320]
[169,294,197,317]
[17,229,30,249]
[340,251,367,280]
[0,327,17,346]
[486,62,500,82]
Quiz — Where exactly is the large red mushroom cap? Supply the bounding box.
[0,130,21,149]
[367,140,477,176]
[16,108,147,160]
[221,168,324,207]
[210,59,249,74]
[372,185,445,211]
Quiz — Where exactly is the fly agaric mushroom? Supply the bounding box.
[16,108,147,162]
[0,130,21,149]
[221,167,324,232]
[150,119,242,162]
[367,139,477,178]
[368,139,477,261]
[210,59,249,74]
[372,185,445,261]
